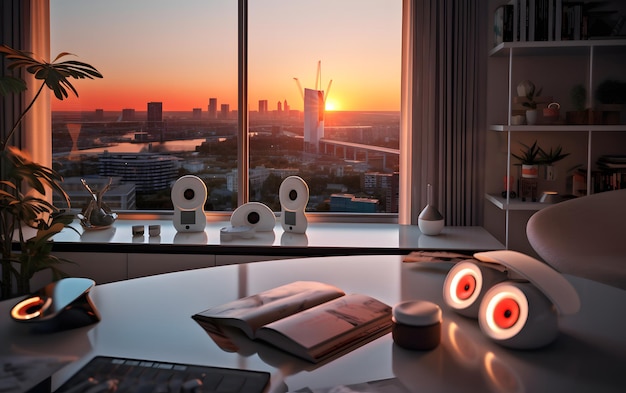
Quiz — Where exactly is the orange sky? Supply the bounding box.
[50,1,401,113]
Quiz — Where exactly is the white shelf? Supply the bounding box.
[489,39,626,57]
[490,125,626,132]
[485,193,548,211]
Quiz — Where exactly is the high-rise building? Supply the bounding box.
[192,108,202,119]
[98,153,178,192]
[220,104,230,119]
[147,102,163,122]
[303,88,324,153]
[121,108,135,121]
[259,100,268,114]
[277,101,282,112]
[208,98,217,119]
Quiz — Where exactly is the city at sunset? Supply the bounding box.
[50,0,401,113]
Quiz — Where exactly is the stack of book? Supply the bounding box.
[567,155,626,196]
[595,155,626,192]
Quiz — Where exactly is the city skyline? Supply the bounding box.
[49,0,401,113]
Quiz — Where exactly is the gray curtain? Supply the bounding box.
[0,0,26,149]
[408,0,487,226]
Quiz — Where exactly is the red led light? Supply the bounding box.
[456,275,476,300]
[11,296,45,320]
[493,297,520,329]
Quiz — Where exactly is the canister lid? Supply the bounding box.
[392,300,442,326]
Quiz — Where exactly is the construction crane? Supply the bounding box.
[293,60,332,104]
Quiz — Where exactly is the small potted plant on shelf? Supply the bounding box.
[512,140,541,178]
[539,145,570,181]
[566,84,601,124]
[0,45,102,300]
[517,80,543,125]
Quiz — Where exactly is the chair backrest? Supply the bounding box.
[526,188,626,290]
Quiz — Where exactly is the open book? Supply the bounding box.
[192,281,392,363]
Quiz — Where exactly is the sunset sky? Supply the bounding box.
[50,0,402,113]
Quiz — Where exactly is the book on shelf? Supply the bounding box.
[499,0,624,42]
[192,281,392,363]
[495,4,515,45]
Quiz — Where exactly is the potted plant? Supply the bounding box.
[0,45,102,300]
[512,140,541,178]
[566,84,601,124]
[518,80,543,125]
[539,145,570,181]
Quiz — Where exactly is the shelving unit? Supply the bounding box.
[486,38,626,248]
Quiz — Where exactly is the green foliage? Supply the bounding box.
[539,145,570,165]
[511,140,541,165]
[0,44,101,299]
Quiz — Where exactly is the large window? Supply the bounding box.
[50,1,401,214]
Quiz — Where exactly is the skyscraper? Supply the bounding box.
[220,104,230,119]
[259,99,268,114]
[147,102,163,122]
[303,88,324,153]
[208,98,217,119]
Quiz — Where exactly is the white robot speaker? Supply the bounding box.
[279,176,309,234]
[442,250,580,349]
[171,175,207,232]
[230,202,276,232]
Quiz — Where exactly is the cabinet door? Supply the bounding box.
[127,253,216,279]
[34,252,128,286]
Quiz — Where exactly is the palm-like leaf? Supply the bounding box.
[0,75,27,96]
[1,146,70,207]
[0,45,102,100]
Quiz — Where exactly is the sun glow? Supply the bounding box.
[325,99,339,111]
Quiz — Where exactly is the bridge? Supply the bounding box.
[318,138,400,170]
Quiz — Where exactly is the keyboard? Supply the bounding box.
[54,356,270,393]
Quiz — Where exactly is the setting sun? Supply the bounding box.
[325,99,339,111]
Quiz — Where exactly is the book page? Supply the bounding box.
[192,281,345,338]
[256,294,391,362]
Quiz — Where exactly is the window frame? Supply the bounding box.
[25,0,413,225]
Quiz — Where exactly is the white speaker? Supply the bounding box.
[478,281,557,349]
[171,175,207,232]
[230,202,276,232]
[443,261,508,318]
[471,250,580,349]
[279,176,309,234]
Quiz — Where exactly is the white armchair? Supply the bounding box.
[526,189,626,290]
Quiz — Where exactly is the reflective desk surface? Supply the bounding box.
[1,255,624,392]
[49,220,504,255]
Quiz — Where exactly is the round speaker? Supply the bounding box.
[171,175,207,210]
[478,281,558,349]
[279,176,309,211]
[230,202,276,232]
[443,261,508,318]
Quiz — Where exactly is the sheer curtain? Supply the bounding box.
[401,0,487,226]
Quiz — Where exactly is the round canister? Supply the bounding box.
[392,300,442,350]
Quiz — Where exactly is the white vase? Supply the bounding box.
[418,184,444,236]
[526,109,538,125]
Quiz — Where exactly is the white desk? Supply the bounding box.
[2,255,624,392]
[50,220,504,255]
